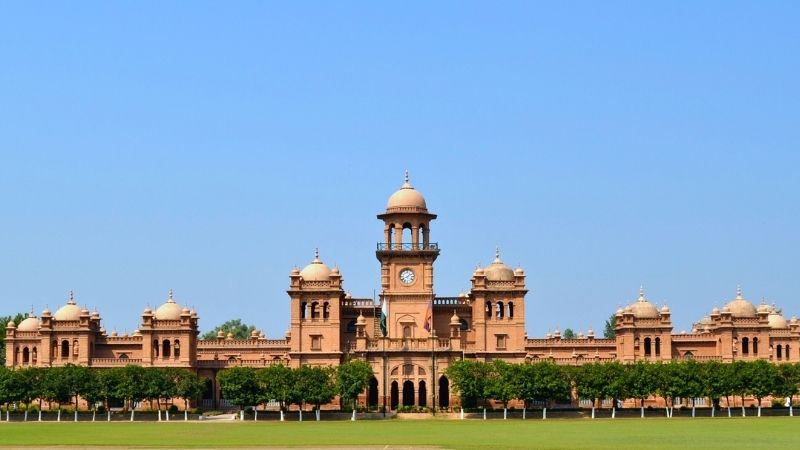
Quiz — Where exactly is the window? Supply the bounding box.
[323,302,330,319]
[496,334,507,349]
[61,340,69,358]
[73,340,79,357]
[119,353,129,360]
[311,335,322,351]
[777,344,783,359]
[153,339,160,357]
[174,339,181,358]
[459,318,469,331]
[655,337,661,357]
[742,337,749,355]
[485,301,491,319]
[301,302,307,320]
[346,319,357,333]
[403,326,412,338]
[311,302,319,319]
[22,347,30,364]
[786,345,791,359]
[508,301,514,319]
[31,347,37,364]
[644,337,652,357]
[753,337,759,355]
[163,339,171,358]
[496,302,504,319]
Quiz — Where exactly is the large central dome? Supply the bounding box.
[386,171,428,212]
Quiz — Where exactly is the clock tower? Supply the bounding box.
[376,172,439,339]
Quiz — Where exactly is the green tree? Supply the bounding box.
[730,361,750,417]
[679,360,706,418]
[294,365,336,421]
[627,361,659,418]
[484,360,517,418]
[654,361,683,418]
[142,368,177,419]
[41,366,72,419]
[217,367,260,415]
[174,369,207,420]
[258,364,294,418]
[114,365,147,420]
[745,359,779,417]
[604,361,627,418]
[335,359,373,417]
[531,361,570,419]
[775,363,800,417]
[574,363,607,419]
[704,360,736,417]
[0,366,12,416]
[0,313,26,365]
[562,328,576,339]
[201,319,257,340]
[9,367,43,421]
[603,313,617,339]
[445,360,490,410]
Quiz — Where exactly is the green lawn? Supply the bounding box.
[1,418,799,449]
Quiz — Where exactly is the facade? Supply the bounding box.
[5,174,800,410]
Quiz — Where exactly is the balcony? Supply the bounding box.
[376,242,439,251]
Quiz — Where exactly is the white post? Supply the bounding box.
[483,407,486,420]
[711,404,715,418]
[503,407,507,420]
[254,410,257,421]
[591,407,595,419]
[239,410,244,421]
[166,410,170,421]
[523,407,526,420]
[130,409,135,422]
[641,407,644,419]
[316,408,320,421]
[542,407,547,420]
[612,407,616,419]
[38,410,42,421]
[185,410,188,421]
[790,405,794,417]
[92,410,96,422]
[741,405,745,417]
[74,410,78,422]
[24,410,28,422]
[57,410,61,422]
[280,410,284,422]
[351,409,356,421]
[158,410,162,421]
[107,410,111,422]
[460,408,464,420]
[757,404,761,417]
[299,409,303,422]
[727,406,731,417]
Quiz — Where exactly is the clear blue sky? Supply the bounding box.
[1,2,798,337]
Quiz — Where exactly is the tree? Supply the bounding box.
[745,360,779,417]
[627,361,659,418]
[530,361,570,419]
[218,367,260,415]
[0,366,12,417]
[603,362,627,418]
[603,313,617,339]
[484,360,517,419]
[775,363,800,417]
[0,313,26,365]
[9,367,42,421]
[574,363,607,419]
[562,328,576,339]
[258,364,294,419]
[654,361,683,418]
[731,361,750,417]
[704,360,736,417]
[113,365,147,420]
[201,319,257,340]
[41,366,72,419]
[445,360,490,410]
[142,368,177,419]
[335,360,373,418]
[679,360,706,418]
[293,365,336,421]
[174,369,207,420]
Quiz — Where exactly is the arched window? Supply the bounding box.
[323,302,330,319]
[368,377,379,407]
[61,340,69,358]
[346,319,357,333]
[73,340,79,357]
[508,301,514,319]
[301,302,307,320]
[310,302,319,319]
[644,337,652,357]
[459,318,469,331]
[786,345,791,359]
[418,380,427,407]
[655,337,661,357]
[153,339,160,357]
[119,353,129,360]
[418,224,426,246]
[752,337,759,355]
[485,301,492,319]
[684,351,694,360]
[387,224,395,248]
[174,339,181,358]
[742,337,749,355]
[496,302,504,319]
[402,380,415,407]
[438,376,450,409]
[401,223,412,247]
[52,341,58,359]
[162,339,171,358]
[22,347,30,364]
[403,325,412,339]
[777,344,783,359]
[390,381,399,410]
[31,347,37,364]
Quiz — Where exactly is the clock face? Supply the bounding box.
[399,268,416,285]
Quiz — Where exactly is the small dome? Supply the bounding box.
[791,316,798,325]
[587,328,594,337]
[111,329,118,337]
[450,310,460,325]
[154,290,183,320]
[626,287,659,319]
[55,291,81,321]
[473,266,484,277]
[6,320,15,328]
[216,330,224,338]
[357,312,367,325]
[484,248,514,281]
[514,267,525,276]
[251,329,260,338]
[386,172,428,212]
[17,315,40,332]
[711,307,720,315]
[132,329,141,336]
[723,287,756,318]
[699,316,712,325]
[757,302,771,314]
[181,307,191,315]
[623,305,633,314]
[615,308,624,316]
[330,267,340,276]
[290,267,300,276]
[143,307,153,315]
[768,309,788,329]
[91,311,100,319]
[660,305,670,314]
[42,308,51,316]
[722,305,731,313]
[299,250,332,281]
[226,332,234,340]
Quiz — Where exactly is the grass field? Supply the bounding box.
[1,417,799,449]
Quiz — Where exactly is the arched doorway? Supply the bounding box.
[402,380,415,407]
[439,376,450,409]
[390,381,399,410]
[418,380,427,407]
[368,377,379,407]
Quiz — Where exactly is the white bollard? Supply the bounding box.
[460,408,464,420]
[542,407,547,420]
[280,410,284,422]
[351,409,356,421]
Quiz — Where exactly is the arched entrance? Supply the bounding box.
[418,380,427,407]
[439,376,450,409]
[368,377,379,407]
[390,381,399,410]
[402,380,415,407]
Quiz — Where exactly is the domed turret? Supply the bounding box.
[299,249,332,281]
[55,291,82,321]
[450,310,461,326]
[17,314,39,332]
[154,289,183,320]
[626,287,659,318]
[723,287,757,318]
[484,248,515,281]
[386,171,428,212]
[768,306,788,329]
[6,320,15,328]
[357,312,367,326]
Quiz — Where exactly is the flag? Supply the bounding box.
[380,300,388,336]
[423,298,432,333]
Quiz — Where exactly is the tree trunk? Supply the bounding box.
[24,409,28,422]
[483,407,486,420]
[38,410,42,421]
[280,409,284,422]
[641,406,644,419]
[130,409,135,422]
[542,407,547,420]
[92,410,96,422]
[692,399,696,418]
[185,409,188,421]
[757,398,761,417]
[158,409,162,421]
[523,406,526,420]
[107,410,111,422]
[591,406,595,419]
[351,409,356,421]
[57,409,61,422]
[316,407,320,421]
[299,408,303,422]
[790,405,793,417]
[612,406,616,419]
[741,403,745,417]
[503,407,507,420]
[74,410,78,422]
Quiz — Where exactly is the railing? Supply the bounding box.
[90,358,144,366]
[434,297,470,306]
[376,242,439,251]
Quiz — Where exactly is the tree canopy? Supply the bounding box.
[201,319,257,340]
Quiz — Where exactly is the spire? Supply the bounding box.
[313,247,320,262]
[638,285,646,302]
[736,285,743,299]
[404,170,409,184]
[168,289,175,303]
[401,170,412,189]
[68,290,75,305]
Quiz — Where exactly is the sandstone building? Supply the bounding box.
[6,174,800,410]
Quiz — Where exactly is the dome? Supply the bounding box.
[143,307,153,315]
[627,287,659,319]
[484,248,514,281]
[290,267,300,276]
[154,290,183,320]
[450,310,460,326]
[768,308,788,329]
[357,312,367,326]
[299,249,332,281]
[473,266,484,277]
[42,308,51,316]
[386,172,427,212]
[723,287,756,318]
[17,315,40,332]
[757,302,771,314]
[216,330,224,339]
[55,291,82,321]
[711,307,720,315]
[6,320,15,328]
[514,267,525,276]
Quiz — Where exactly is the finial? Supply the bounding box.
[314,247,320,261]
[638,285,645,300]
[495,246,500,259]
[404,170,409,184]
[68,290,75,304]
[30,305,34,317]
[736,285,742,298]
[168,288,174,301]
